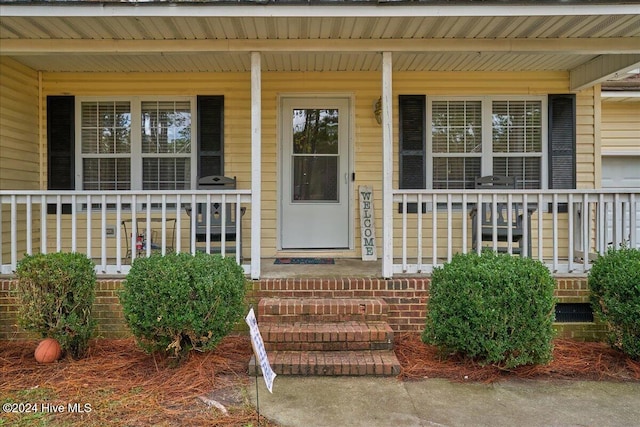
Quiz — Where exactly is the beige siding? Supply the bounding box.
[0,57,39,190]
[1,58,40,263]
[601,100,640,155]
[37,70,596,260]
[576,87,598,189]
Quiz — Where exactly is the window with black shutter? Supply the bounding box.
[197,96,224,178]
[47,95,225,210]
[397,94,575,211]
[548,94,576,212]
[399,95,426,213]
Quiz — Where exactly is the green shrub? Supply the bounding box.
[589,246,640,360]
[422,251,556,368]
[120,252,246,360]
[15,252,97,359]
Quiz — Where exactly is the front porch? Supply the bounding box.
[1,188,637,279]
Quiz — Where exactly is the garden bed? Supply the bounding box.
[1,334,639,426]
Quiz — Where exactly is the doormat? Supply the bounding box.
[274,257,335,265]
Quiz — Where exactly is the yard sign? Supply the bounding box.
[245,307,276,393]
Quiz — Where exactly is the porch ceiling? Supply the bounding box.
[1,6,639,89]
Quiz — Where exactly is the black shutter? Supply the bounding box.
[47,96,74,214]
[47,96,75,190]
[197,96,224,179]
[548,94,576,212]
[399,95,426,213]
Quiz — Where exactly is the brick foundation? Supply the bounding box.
[0,278,130,340]
[0,276,602,341]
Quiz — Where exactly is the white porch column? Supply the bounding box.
[382,51,394,278]
[251,51,262,279]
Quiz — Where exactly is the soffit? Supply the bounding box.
[10,52,592,73]
[1,14,638,73]
[2,15,638,40]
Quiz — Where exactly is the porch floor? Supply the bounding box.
[260,258,384,279]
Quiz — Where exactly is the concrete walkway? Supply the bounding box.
[249,376,640,427]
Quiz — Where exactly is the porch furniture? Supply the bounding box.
[186,175,245,259]
[122,217,176,259]
[470,175,534,256]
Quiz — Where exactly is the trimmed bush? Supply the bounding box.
[120,252,246,360]
[423,251,556,368]
[589,246,640,360]
[15,252,97,359]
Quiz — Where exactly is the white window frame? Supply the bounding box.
[426,95,548,190]
[75,96,198,192]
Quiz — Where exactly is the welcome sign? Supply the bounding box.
[359,185,377,261]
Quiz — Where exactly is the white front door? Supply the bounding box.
[280,97,350,249]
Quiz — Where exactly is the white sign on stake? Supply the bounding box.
[245,307,276,393]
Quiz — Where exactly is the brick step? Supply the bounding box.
[260,321,394,351]
[257,297,388,323]
[249,350,401,376]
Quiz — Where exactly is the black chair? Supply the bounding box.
[186,176,245,259]
[470,175,533,256]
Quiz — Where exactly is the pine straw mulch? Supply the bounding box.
[395,333,640,383]
[0,336,276,427]
[2,334,640,426]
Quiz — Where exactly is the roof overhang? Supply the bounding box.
[1,2,639,91]
[3,2,639,18]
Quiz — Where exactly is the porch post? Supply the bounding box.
[251,51,262,279]
[382,51,394,278]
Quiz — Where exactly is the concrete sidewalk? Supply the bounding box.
[249,377,640,427]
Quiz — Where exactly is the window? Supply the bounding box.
[80,100,132,190]
[491,100,543,189]
[77,97,195,191]
[431,100,482,189]
[141,101,192,190]
[47,94,224,214]
[427,97,546,190]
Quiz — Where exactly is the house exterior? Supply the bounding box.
[1,1,639,340]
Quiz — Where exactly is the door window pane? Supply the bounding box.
[292,157,338,202]
[292,109,339,154]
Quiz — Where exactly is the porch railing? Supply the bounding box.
[0,190,252,275]
[391,189,638,275]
